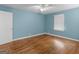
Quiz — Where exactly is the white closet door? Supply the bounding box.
[0,11,13,45]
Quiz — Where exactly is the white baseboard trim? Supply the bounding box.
[45,33,79,42]
[14,33,46,41]
[13,32,79,42]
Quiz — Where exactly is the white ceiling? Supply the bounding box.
[1,4,79,14]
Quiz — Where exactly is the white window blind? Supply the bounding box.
[54,14,64,31]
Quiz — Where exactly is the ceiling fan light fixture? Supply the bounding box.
[40,8,44,12]
[40,5,47,12]
[31,4,53,13]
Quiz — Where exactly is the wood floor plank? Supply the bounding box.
[0,34,79,54]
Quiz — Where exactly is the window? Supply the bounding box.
[54,14,64,31]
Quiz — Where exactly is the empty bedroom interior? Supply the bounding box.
[0,4,79,54]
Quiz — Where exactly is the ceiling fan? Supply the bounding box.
[31,4,53,12]
[39,4,54,12]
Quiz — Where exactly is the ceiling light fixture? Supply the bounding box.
[40,4,49,12]
[31,4,53,13]
[39,4,53,12]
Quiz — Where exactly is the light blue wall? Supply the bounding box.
[0,5,79,39]
[46,7,79,39]
[13,10,45,39]
[0,5,45,39]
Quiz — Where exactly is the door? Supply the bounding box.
[0,11,13,45]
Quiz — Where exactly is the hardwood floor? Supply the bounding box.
[0,34,79,54]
